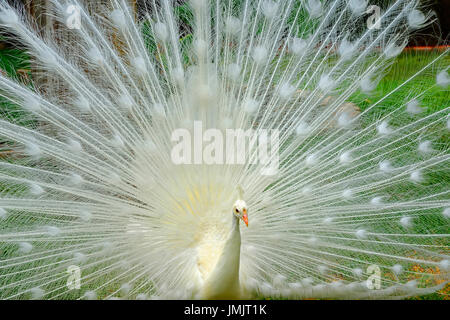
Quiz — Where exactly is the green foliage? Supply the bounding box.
[0,48,32,126]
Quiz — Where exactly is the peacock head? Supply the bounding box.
[232,199,248,227]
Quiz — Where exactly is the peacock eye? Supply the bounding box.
[235,208,239,213]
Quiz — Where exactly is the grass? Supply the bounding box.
[348,49,449,300]
[352,49,450,114]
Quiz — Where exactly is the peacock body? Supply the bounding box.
[0,0,448,300]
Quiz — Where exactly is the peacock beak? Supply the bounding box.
[242,213,248,227]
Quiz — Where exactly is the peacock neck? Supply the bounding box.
[231,212,240,234]
[201,214,241,299]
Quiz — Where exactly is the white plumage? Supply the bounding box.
[0,0,448,300]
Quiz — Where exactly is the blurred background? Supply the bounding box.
[0,0,449,49]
